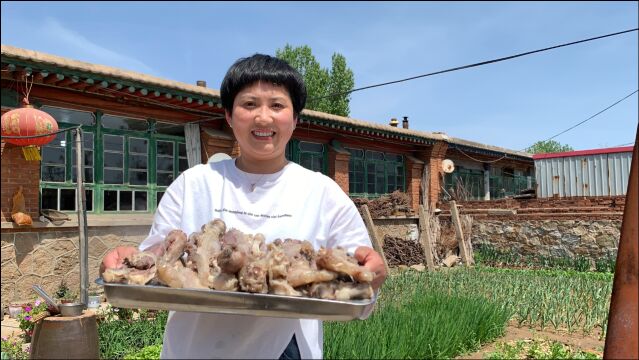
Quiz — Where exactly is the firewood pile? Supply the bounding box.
[382,235,425,267]
[353,191,412,218]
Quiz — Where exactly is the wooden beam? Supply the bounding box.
[28,85,207,122]
[449,200,471,266]
[43,73,64,85]
[418,205,436,271]
[360,204,390,275]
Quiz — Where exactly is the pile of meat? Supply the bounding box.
[103,219,374,301]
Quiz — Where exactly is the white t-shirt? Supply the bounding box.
[139,159,372,359]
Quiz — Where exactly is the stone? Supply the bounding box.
[44,238,77,258]
[542,221,558,231]
[13,232,39,255]
[572,226,588,237]
[88,237,108,259]
[99,234,124,250]
[1,232,14,245]
[17,253,34,274]
[41,274,63,297]
[1,244,16,264]
[410,264,426,272]
[31,248,56,276]
[1,280,15,303]
[596,234,618,248]
[54,250,78,276]
[14,274,43,302]
[1,261,22,284]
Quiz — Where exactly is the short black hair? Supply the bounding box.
[220,54,307,118]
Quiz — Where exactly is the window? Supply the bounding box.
[39,106,186,214]
[445,166,484,201]
[347,148,405,197]
[285,140,326,173]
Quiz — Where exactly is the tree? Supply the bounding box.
[276,44,354,117]
[526,140,574,154]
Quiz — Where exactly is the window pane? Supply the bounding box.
[157,157,173,172]
[179,158,188,172]
[104,191,118,211]
[101,115,148,131]
[104,134,123,152]
[104,169,123,184]
[366,150,384,161]
[157,192,164,207]
[155,122,184,136]
[72,167,94,183]
[157,141,174,156]
[135,192,147,211]
[71,150,94,166]
[129,170,147,185]
[299,141,323,152]
[178,143,186,157]
[42,166,65,182]
[157,172,174,186]
[41,106,95,126]
[120,191,132,210]
[60,189,75,211]
[85,190,93,212]
[42,188,57,210]
[42,147,65,164]
[130,138,148,154]
[104,152,124,168]
[129,154,148,169]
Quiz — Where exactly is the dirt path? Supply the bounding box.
[457,322,605,359]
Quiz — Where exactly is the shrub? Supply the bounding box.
[1,335,30,359]
[16,300,47,341]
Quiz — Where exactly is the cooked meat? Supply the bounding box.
[103,218,374,300]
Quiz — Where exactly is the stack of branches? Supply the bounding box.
[353,190,412,218]
[382,235,425,267]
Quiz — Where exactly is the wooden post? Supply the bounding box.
[418,205,436,270]
[449,200,471,266]
[361,205,390,275]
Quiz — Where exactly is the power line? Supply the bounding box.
[308,28,638,103]
[521,89,638,151]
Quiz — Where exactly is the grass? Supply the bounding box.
[94,266,612,359]
[325,291,512,359]
[97,307,167,360]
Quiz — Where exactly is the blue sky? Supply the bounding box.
[2,1,637,151]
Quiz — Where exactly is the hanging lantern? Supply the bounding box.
[1,102,59,146]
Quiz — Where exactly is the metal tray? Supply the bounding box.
[96,278,376,321]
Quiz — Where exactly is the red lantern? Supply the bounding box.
[1,105,59,146]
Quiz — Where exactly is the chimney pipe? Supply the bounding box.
[402,116,409,129]
[390,118,398,127]
[196,80,207,87]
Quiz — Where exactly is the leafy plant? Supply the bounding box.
[123,344,162,359]
[487,338,601,359]
[1,335,30,359]
[54,279,76,300]
[16,300,47,342]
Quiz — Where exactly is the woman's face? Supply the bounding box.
[226,81,296,172]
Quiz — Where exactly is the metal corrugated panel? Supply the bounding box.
[535,151,632,197]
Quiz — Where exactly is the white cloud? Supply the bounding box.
[41,17,156,75]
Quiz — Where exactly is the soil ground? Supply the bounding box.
[457,320,605,359]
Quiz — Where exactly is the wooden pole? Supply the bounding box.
[361,205,390,275]
[449,200,471,266]
[75,129,89,306]
[418,205,435,270]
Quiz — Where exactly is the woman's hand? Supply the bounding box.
[354,246,387,292]
[99,246,139,276]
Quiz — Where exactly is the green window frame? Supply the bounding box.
[347,147,405,198]
[39,106,187,214]
[444,166,485,201]
[285,139,327,174]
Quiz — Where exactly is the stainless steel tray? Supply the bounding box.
[96,278,375,321]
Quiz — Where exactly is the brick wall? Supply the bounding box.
[428,141,448,209]
[1,142,41,222]
[404,157,424,212]
[329,148,350,194]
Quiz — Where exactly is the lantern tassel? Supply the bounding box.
[22,146,41,161]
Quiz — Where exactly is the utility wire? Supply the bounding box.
[521,89,638,151]
[308,28,638,102]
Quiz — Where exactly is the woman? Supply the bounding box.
[100,54,386,359]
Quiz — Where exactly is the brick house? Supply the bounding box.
[1,45,533,303]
